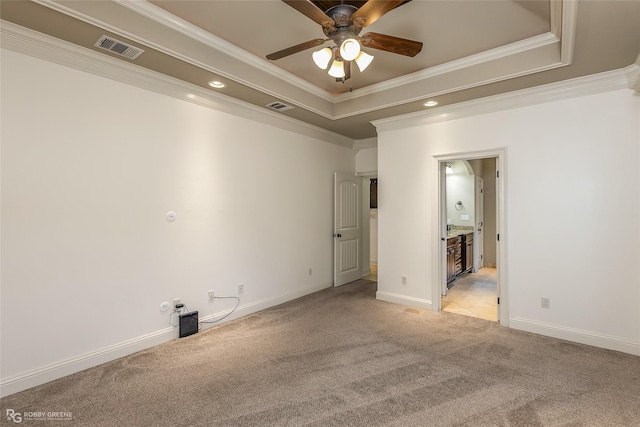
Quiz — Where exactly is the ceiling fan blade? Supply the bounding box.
[266,39,327,60]
[351,0,406,27]
[360,32,423,57]
[282,0,335,29]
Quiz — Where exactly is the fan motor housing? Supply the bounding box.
[323,4,363,38]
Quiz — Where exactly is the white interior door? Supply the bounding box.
[474,176,484,271]
[334,172,362,286]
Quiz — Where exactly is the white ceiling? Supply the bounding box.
[2,0,639,139]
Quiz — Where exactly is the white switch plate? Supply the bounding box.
[461,214,470,221]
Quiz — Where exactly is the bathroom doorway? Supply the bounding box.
[436,154,503,323]
[364,178,378,282]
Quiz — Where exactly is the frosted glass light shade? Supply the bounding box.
[328,59,345,78]
[312,47,333,69]
[354,51,374,72]
[339,38,360,61]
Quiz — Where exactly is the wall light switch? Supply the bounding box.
[461,214,470,221]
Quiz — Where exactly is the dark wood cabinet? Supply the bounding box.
[447,233,473,285]
[369,178,377,209]
[462,233,474,273]
[446,244,456,284]
[446,236,462,284]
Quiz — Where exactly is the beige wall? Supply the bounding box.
[1,49,355,395]
[376,86,640,355]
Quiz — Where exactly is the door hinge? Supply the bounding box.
[497,297,500,305]
[497,234,500,241]
[496,170,500,178]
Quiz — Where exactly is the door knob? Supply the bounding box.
[333,233,342,238]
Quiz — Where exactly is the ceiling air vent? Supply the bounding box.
[94,35,144,60]
[266,101,294,112]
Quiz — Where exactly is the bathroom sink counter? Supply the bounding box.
[447,226,474,238]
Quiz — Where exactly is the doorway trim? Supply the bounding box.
[432,148,508,327]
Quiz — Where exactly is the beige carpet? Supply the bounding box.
[2,279,640,426]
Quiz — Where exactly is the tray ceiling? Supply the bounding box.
[1,0,639,139]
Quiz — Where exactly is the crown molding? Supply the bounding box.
[559,0,579,65]
[626,54,640,93]
[353,138,378,151]
[371,68,632,133]
[0,20,354,149]
[115,0,334,103]
[116,0,575,107]
[336,0,578,104]
[31,0,336,120]
[32,0,579,121]
[335,32,560,103]
[331,0,579,120]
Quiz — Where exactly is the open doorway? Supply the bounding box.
[436,154,504,323]
[363,178,378,282]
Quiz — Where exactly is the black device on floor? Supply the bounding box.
[179,311,198,338]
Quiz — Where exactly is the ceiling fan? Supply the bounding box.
[266,0,423,82]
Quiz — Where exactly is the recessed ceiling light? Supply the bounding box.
[208,80,226,89]
[424,100,438,107]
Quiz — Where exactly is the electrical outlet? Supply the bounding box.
[401,275,407,285]
[541,297,550,309]
[308,267,312,276]
[208,290,215,303]
[173,298,181,309]
[238,284,244,295]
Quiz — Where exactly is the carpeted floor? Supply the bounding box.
[2,279,640,426]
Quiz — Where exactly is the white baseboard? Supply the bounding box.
[0,282,331,397]
[376,291,433,311]
[0,328,176,398]
[370,296,640,357]
[510,317,640,356]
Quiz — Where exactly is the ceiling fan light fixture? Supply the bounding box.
[328,59,346,78]
[354,51,374,72]
[312,47,333,69]
[339,38,360,61]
